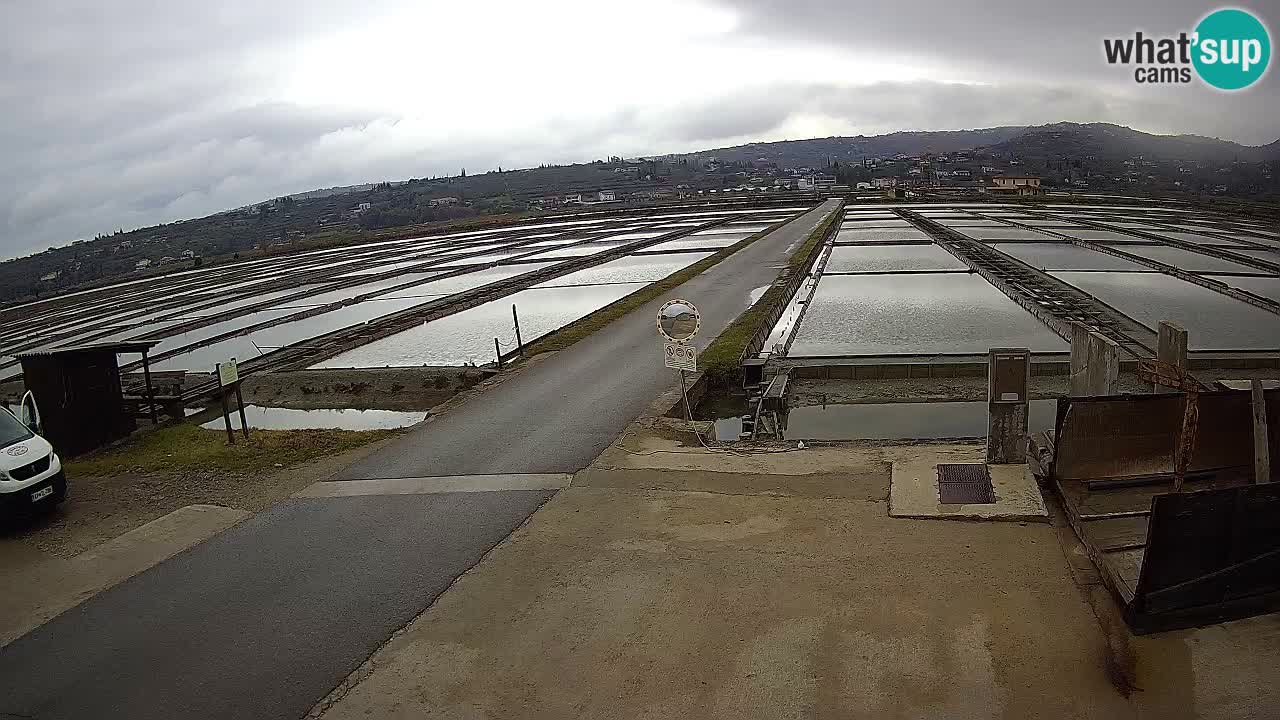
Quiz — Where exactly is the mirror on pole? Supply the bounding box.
[657,299,700,343]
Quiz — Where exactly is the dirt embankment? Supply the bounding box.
[230,367,490,411]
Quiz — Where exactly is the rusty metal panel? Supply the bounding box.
[1130,484,1280,632]
[938,463,996,504]
[1053,390,1277,482]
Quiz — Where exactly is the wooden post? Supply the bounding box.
[494,338,503,368]
[219,389,235,445]
[1173,390,1199,492]
[1069,322,1090,397]
[512,304,524,357]
[1252,379,1271,484]
[1086,332,1119,396]
[140,349,158,424]
[234,381,249,441]
[1155,321,1188,392]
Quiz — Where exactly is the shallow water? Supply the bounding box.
[1053,271,1280,350]
[824,244,966,273]
[200,405,427,431]
[311,282,648,368]
[789,274,1068,357]
[780,399,1057,441]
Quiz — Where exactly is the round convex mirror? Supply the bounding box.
[657,299,700,342]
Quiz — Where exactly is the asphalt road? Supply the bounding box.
[0,199,839,720]
[0,492,555,720]
[338,198,842,479]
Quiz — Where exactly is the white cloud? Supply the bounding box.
[2,0,1276,259]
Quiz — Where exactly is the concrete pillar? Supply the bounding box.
[1155,321,1188,392]
[987,348,1030,464]
[1069,322,1091,397]
[1086,332,1119,396]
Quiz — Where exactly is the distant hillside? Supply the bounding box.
[988,123,1278,164]
[672,127,1029,167]
[5,121,1277,306]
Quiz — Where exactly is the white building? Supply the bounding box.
[984,176,1044,196]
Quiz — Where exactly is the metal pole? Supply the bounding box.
[141,349,158,424]
[678,369,693,421]
[219,391,235,445]
[495,338,503,368]
[513,304,524,357]
[234,381,249,440]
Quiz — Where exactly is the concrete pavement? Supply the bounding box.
[314,465,1280,720]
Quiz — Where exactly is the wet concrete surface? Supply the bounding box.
[0,491,554,720]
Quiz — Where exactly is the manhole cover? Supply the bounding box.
[937,463,995,504]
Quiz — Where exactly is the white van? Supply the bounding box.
[0,393,65,517]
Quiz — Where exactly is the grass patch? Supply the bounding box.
[66,422,397,476]
[524,214,801,356]
[697,207,841,384]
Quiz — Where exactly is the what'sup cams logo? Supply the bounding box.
[1104,8,1271,89]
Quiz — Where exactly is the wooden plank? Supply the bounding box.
[1253,379,1271,484]
[1155,321,1188,392]
[1082,516,1151,552]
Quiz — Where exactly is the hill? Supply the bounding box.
[4,122,1277,305]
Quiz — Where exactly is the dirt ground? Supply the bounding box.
[314,458,1280,719]
[238,367,488,411]
[0,431,400,559]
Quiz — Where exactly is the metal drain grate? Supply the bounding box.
[937,463,996,504]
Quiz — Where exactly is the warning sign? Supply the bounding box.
[664,342,697,372]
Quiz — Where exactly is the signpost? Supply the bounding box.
[215,358,249,444]
[663,342,696,372]
[658,299,700,421]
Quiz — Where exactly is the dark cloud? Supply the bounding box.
[3,0,1277,259]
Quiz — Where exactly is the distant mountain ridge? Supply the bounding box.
[669,122,1280,167]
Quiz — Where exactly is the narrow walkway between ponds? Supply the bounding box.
[0,199,841,720]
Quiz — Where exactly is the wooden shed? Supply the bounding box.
[15,341,160,457]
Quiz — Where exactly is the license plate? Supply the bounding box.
[30,486,53,502]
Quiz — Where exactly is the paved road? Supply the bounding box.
[339,199,841,479]
[0,492,555,720]
[0,199,839,720]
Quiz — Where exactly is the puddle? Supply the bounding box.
[199,405,427,431]
[775,399,1057,441]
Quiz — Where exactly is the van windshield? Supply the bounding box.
[0,409,34,449]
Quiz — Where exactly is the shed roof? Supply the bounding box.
[15,340,160,360]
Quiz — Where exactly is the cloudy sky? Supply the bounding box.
[3,0,1277,259]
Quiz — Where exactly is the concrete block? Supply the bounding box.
[882,364,909,380]
[889,454,1048,522]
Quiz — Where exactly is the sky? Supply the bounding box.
[3,0,1278,259]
